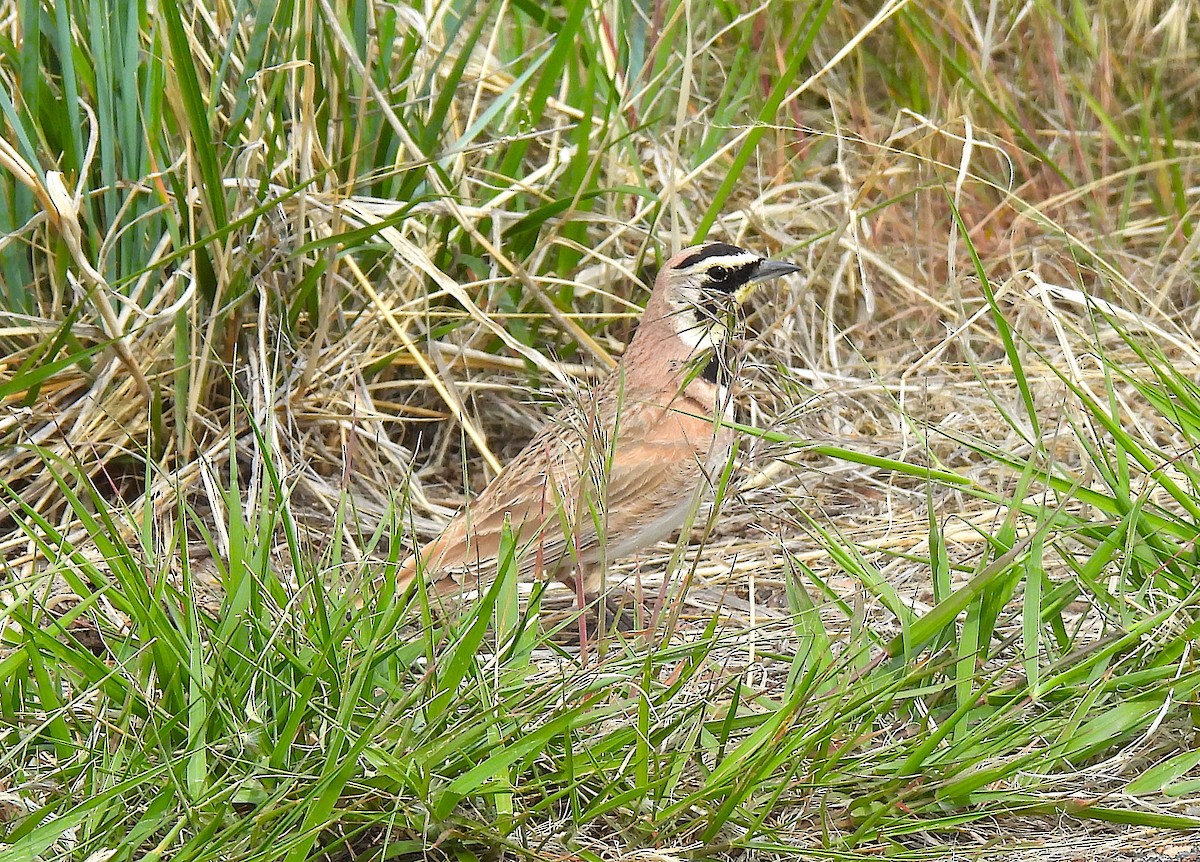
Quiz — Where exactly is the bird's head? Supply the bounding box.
[657,241,803,353]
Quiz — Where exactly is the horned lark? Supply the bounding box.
[398,241,802,620]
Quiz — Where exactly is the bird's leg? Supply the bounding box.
[599,591,642,633]
[560,571,646,636]
[556,569,592,658]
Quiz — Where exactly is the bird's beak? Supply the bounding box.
[733,259,803,304]
[749,259,804,283]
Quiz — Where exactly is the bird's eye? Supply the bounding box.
[708,266,729,282]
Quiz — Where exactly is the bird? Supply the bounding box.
[397,240,802,626]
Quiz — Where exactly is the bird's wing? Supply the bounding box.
[398,409,605,593]
[397,397,724,598]
[567,433,718,563]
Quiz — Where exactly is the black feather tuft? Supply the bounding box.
[676,242,745,269]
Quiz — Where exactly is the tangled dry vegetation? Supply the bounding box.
[4,119,1193,646]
